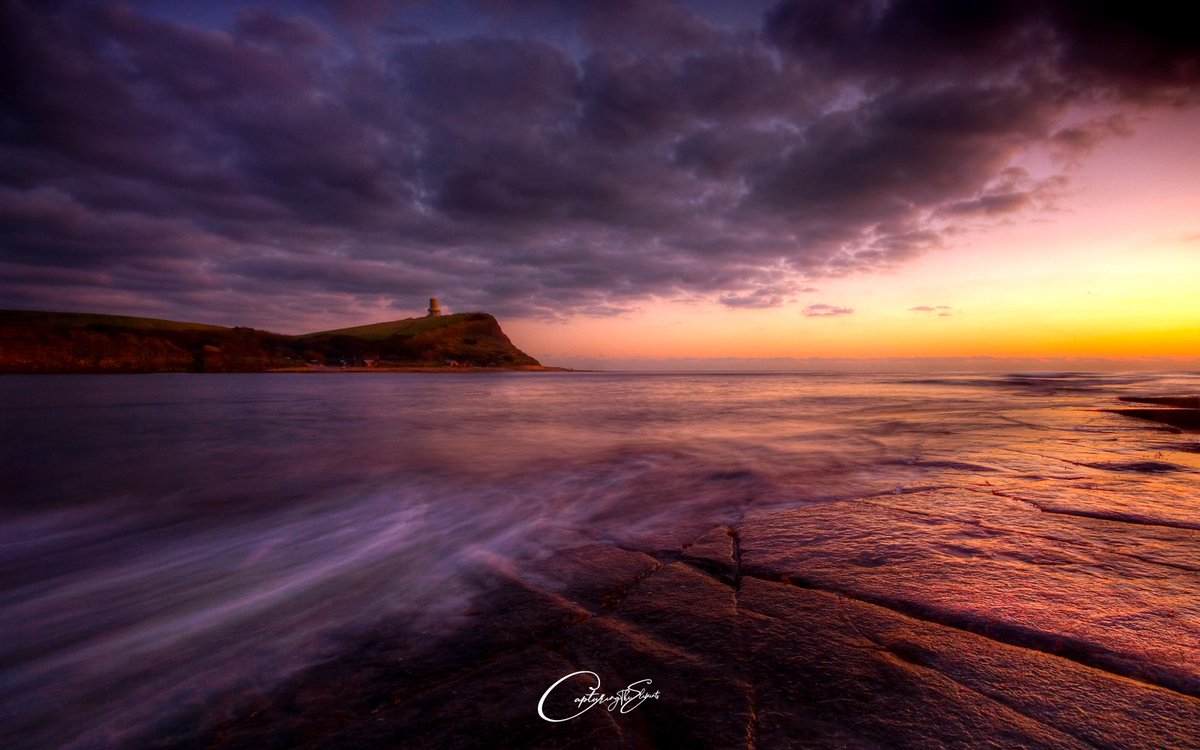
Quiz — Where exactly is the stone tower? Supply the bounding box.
[427,297,442,317]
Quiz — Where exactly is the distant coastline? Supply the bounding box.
[269,364,570,374]
[0,309,560,374]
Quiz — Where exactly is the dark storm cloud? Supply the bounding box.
[765,0,1200,99]
[1,0,1198,327]
[940,167,1066,218]
[1049,114,1133,162]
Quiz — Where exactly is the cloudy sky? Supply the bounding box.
[3,0,1198,367]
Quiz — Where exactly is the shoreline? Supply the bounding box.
[266,364,576,373]
[165,486,1200,749]
[5,378,1198,749]
[0,365,579,375]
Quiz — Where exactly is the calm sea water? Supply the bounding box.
[2,371,1198,748]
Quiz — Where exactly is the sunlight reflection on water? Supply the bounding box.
[1,371,1197,748]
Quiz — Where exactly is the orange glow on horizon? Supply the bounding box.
[508,109,1200,369]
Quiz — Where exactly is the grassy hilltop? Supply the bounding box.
[0,310,545,373]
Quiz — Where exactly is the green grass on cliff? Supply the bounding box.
[0,309,541,372]
[303,312,492,341]
[0,309,229,332]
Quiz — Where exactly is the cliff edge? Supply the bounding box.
[0,310,546,373]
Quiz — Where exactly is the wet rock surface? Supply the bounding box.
[1119,396,1200,410]
[1107,408,1200,431]
[163,487,1200,749]
[12,380,1191,749]
[1108,395,1200,431]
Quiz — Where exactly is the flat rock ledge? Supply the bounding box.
[159,488,1200,749]
[1107,396,1200,431]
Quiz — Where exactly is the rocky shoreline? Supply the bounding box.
[0,309,546,373]
[265,364,572,374]
[1105,396,1200,431]
[152,398,1200,749]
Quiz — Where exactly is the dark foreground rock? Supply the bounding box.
[1107,396,1200,431]
[1119,396,1200,410]
[157,489,1200,750]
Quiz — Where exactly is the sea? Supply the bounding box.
[1,371,1198,748]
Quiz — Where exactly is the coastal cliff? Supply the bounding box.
[0,310,546,373]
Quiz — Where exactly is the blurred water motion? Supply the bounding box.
[1,371,1197,748]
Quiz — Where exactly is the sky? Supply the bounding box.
[2,0,1198,369]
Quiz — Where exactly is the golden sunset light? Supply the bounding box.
[3,2,1199,749]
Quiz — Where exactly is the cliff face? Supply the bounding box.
[301,312,541,368]
[0,310,542,373]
